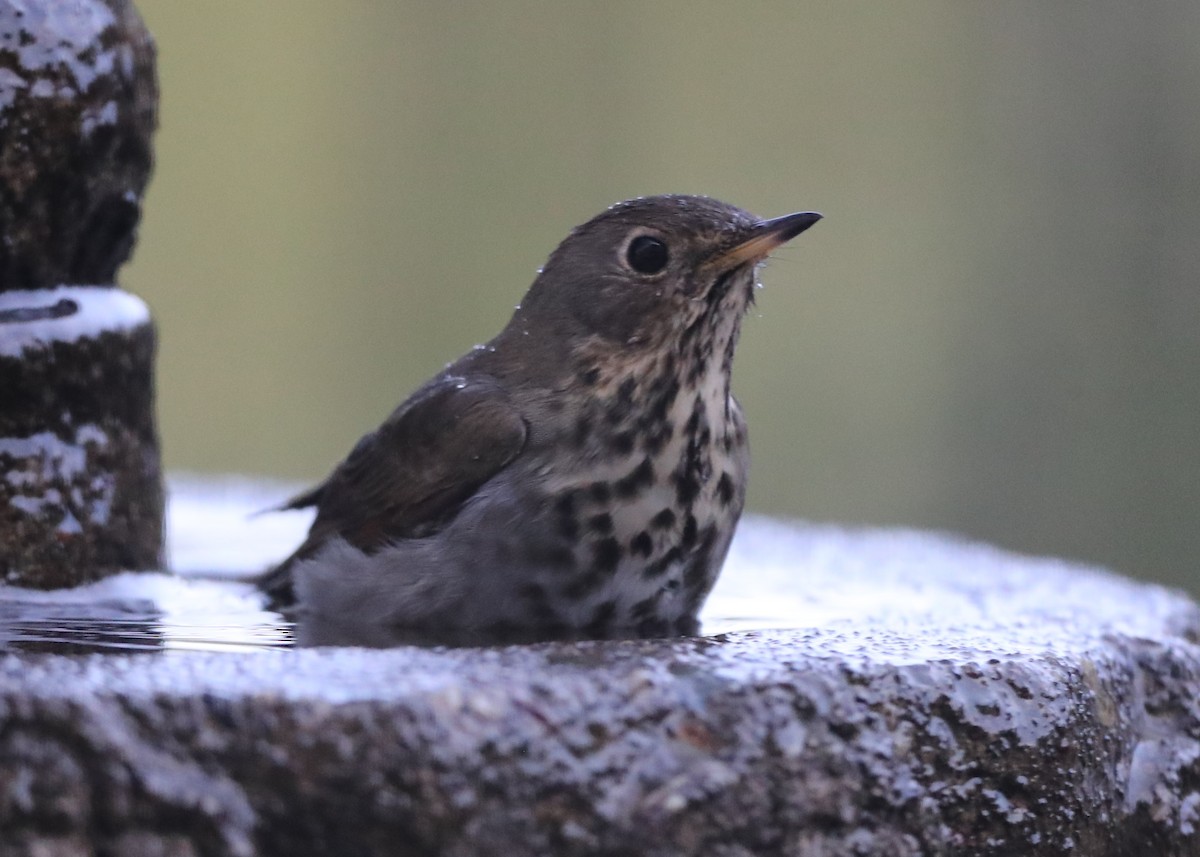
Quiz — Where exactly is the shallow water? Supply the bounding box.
[0,588,294,654]
[0,583,802,655]
[0,605,293,653]
[0,570,810,655]
[1,475,1178,657]
[0,476,808,654]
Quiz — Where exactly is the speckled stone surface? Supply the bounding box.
[0,0,156,290]
[0,309,163,587]
[2,513,1199,856]
[0,0,162,587]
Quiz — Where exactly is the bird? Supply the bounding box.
[259,195,820,644]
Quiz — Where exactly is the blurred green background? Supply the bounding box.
[124,3,1200,593]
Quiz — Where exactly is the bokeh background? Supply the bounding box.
[125,3,1200,593]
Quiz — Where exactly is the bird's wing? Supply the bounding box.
[260,375,527,602]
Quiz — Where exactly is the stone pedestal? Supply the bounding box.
[0,0,162,587]
[2,498,1200,856]
[0,287,163,586]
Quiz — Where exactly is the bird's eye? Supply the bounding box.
[626,235,669,274]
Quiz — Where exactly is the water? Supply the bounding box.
[0,577,294,654]
[0,569,788,654]
[0,476,798,655]
[0,600,293,653]
[2,475,1182,657]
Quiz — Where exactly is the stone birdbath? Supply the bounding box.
[2,3,1199,856]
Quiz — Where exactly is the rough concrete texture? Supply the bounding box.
[0,0,163,586]
[0,0,157,290]
[0,305,163,587]
[2,515,1200,856]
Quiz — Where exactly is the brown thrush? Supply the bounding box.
[260,195,820,643]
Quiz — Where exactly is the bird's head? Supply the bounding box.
[514,195,819,348]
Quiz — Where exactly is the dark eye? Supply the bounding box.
[626,235,669,274]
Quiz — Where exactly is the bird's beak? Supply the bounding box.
[708,211,823,270]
